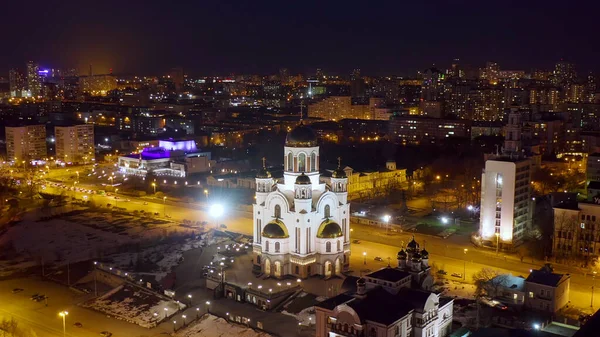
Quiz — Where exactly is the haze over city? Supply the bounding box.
[2,2,600,337]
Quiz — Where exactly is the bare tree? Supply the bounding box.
[472,268,509,298]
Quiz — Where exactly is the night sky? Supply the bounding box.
[2,0,598,76]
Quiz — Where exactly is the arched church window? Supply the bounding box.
[275,242,280,253]
[326,241,331,252]
[274,205,281,218]
[337,240,341,251]
[325,205,331,218]
[287,153,293,171]
[298,153,306,172]
[311,152,316,171]
[295,266,299,274]
[265,241,269,252]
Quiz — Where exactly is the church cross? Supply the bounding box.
[262,157,266,169]
[337,157,342,169]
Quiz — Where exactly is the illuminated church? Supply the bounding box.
[252,123,351,279]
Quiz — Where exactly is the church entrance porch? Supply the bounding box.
[274,261,282,278]
[324,261,332,278]
[264,258,271,276]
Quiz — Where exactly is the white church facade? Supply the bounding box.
[252,123,351,279]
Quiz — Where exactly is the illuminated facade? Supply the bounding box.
[5,125,47,162]
[308,96,388,121]
[479,158,532,247]
[252,123,351,279]
[79,74,118,96]
[26,61,41,98]
[118,140,212,177]
[55,124,95,164]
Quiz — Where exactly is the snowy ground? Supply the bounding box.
[108,239,198,282]
[0,209,190,276]
[176,315,272,337]
[81,284,184,328]
[435,279,477,299]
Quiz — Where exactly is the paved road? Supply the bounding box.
[349,223,599,312]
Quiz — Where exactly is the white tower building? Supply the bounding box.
[479,110,532,249]
[252,123,351,279]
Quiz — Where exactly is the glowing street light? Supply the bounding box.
[363,251,367,265]
[210,203,224,229]
[383,214,391,234]
[205,301,211,314]
[163,196,167,216]
[152,182,156,194]
[58,311,68,337]
[463,249,468,281]
[204,189,209,201]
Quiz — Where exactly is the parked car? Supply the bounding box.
[352,240,361,244]
[34,295,46,302]
[495,303,508,310]
[73,322,83,328]
[100,331,112,337]
[437,270,448,275]
[143,202,148,205]
[30,293,40,300]
[374,257,383,262]
[12,288,24,293]
[451,273,463,278]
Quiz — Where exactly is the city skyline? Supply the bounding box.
[2,0,599,76]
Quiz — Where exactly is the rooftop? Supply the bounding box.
[347,287,414,325]
[526,268,566,287]
[366,267,411,283]
[314,293,354,311]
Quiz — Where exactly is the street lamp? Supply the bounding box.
[495,232,500,255]
[205,301,211,314]
[204,189,209,201]
[187,294,192,306]
[592,271,597,308]
[363,251,367,265]
[182,315,187,326]
[115,188,119,208]
[210,203,224,229]
[164,307,168,318]
[152,182,156,194]
[383,215,391,234]
[463,249,468,281]
[163,196,167,216]
[58,311,68,337]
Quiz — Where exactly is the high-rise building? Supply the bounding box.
[5,125,47,162]
[480,62,500,85]
[8,69,26,97]
[553,60,576,85]
[479,112,532,248]
[55,124,95,164]
[308,96,387,121]
[26,61,41,97]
